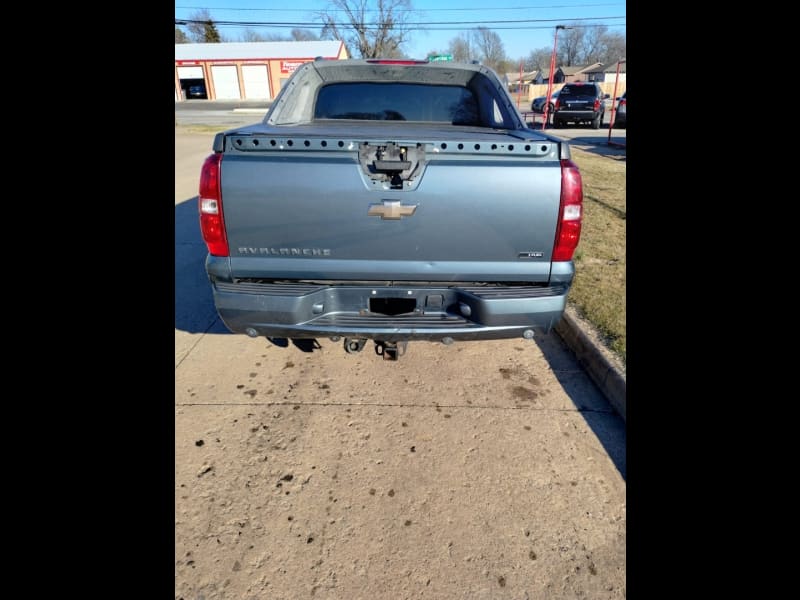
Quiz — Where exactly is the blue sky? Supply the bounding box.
[175,1,626,63]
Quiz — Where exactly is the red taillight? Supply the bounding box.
[554,98,561,110]
[593,98,600,111]
[198,153,229,257]
[619,99,626,107]
[552,159,583,261]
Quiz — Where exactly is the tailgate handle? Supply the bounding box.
[373,159,412,171]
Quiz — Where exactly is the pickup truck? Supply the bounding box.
[198,58,583,360]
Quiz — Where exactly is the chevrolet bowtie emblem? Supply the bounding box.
[368,201,418,220]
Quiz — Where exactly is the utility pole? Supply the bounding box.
[607,58,626,146]
[542,25,569,129]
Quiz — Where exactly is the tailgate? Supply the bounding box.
[559,97,593,110]
[219,136,562,282]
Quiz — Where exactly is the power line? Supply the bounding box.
[175,3,625,11]
[176,16,626,27]
[177,23,625,32]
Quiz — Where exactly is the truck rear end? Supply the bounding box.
[199,59,582,358]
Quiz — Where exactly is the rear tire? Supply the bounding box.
[591,112,601,129]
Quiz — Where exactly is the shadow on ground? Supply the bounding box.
[267,338,323,352]
[523,121,626,160]
[554,122,626,160]
[534,330,626,480]
[561,134,626,160]
[175,196,230,335]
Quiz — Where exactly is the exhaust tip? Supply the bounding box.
[245,327,259,338]
[522,329,535,339]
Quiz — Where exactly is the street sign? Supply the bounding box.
[427,54,453,62]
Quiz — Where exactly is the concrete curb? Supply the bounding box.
[554,306,626,421]
[232,108,269,114]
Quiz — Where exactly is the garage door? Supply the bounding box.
[211,65,240,99]
[242,65,270,100]
[177,66,204,80]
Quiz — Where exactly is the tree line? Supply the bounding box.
[521,26,626,72]
[176,1,625,73]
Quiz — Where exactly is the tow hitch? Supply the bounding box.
[342,337,408,360]
[374,340,407,361]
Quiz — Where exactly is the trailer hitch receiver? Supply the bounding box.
[374,340,407,361]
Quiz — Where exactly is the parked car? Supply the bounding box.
[552,82,609,129]
[188,84,206,99]
[613,91,626,128]
[531,89,561,113]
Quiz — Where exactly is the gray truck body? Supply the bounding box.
[201,59,579,345]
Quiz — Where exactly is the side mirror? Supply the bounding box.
[604,93,610,99]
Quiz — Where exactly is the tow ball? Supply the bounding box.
[374,340,407,361]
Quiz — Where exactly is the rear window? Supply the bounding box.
[560,84,598,98]
[314,82,480,125]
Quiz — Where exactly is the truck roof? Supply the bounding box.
[266,58,529,131]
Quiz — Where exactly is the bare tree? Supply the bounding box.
[175,27,189,44]
[318,0,413,58]
[259,32,292,41]
[239,28,319,43]
[556,23,626,67]
[445,29,510,72]
[580,25,608,65]
[599,32,626,65]
[523,47,552,72]
[186,9,223,43]
[558,27,583,67]
[447,33,475,63]
[473,27,509,73]
[291,28,320,41]
[447,27,513,73]
[239,27,267,42]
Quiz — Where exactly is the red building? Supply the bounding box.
[175,40,348,101]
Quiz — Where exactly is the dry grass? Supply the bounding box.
[568,147,626,363]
